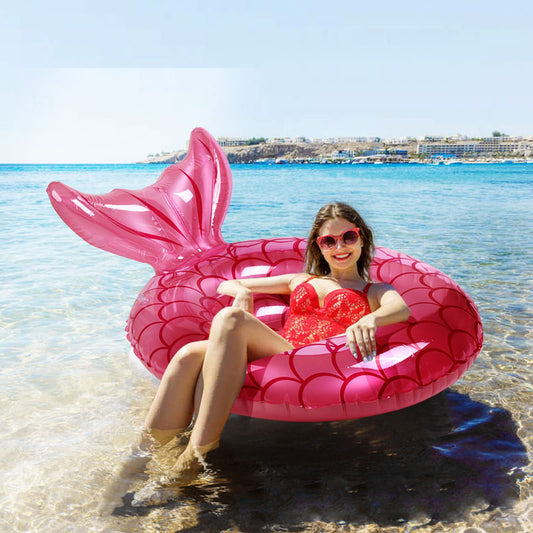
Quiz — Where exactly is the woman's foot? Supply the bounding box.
[165,440,220,484]
[130,440,219,507]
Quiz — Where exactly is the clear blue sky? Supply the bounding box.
[1,0,532,163]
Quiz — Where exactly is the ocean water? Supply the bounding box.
[1,162,532,532]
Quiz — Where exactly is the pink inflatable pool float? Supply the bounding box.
[47,128,483,422]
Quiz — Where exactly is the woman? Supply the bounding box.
[143,202,410,481]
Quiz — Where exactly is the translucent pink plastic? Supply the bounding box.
[47,128,483,422]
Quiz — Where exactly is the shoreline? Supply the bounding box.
[228,157,533,166]
[140,157,533,166]
[141,144,533,166]
[2,159,533,167]
[141,133,533,165]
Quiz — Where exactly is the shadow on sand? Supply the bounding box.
[114,390,528,532]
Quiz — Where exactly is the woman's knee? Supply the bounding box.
[166,342,205,376]
[211,307,248,333]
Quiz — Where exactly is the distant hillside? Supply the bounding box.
[138,139,416,164]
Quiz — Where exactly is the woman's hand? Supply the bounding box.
[231,287,254,313]
[217,273,300,315]
[346,314,377,361]
[346,283,410,361]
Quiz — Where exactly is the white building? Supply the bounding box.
[217,137,250,147]
[383,137,413,145]
[417,140,529,156]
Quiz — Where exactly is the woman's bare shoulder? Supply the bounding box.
[367,282,404,308]
[288,272,313,290]
[368,281,397,294]
[369,281,396,293]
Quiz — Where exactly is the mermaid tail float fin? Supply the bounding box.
[47,128,232,274]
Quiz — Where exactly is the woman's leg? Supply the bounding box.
[144,340,208,445]
[172,307,293,471]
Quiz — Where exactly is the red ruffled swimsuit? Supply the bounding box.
[279,279,372,348]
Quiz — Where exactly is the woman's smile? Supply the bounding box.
[332,252,352,261]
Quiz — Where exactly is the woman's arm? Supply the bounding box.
[346,283,410,361]
[217,273,306,313]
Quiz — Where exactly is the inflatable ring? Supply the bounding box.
[47,128,483,422]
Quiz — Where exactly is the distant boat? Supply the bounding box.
[275,158,289,164]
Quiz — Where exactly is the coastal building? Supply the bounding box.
[331,137,369,144]
[267,137,309,144]
[417,139,529,157]
[310,136,381,144]
[382,137,414,145]
[330,149,356,159]
[362,148,408,157]
[417,143,478,157]
[419,135,445,142]
[448,134,469,141]
[217,137,250,147]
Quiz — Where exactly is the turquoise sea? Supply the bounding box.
[1,162,532,532]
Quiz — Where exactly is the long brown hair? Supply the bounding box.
[305,202,375,280]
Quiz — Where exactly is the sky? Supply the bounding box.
[1,0,532,163]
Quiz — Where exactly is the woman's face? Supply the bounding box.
[317,217,363,277]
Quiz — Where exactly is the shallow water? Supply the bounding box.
[0,162,532,532]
